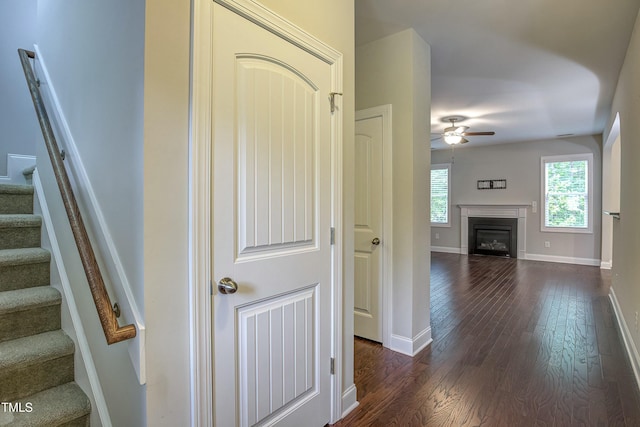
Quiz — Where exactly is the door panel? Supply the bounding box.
[238,287,316,425]
[212,4,333,426]
[236,56,316,255]
[354,116,383,342]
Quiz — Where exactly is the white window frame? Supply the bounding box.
[431,163,451,227]
[541,153,593,234]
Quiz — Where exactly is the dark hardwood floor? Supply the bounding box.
[334,253,640,426]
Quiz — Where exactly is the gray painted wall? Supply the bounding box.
[35,0,145,425]
[606,6,640,379]
[0,0,38,175]
[356,29,432,342]
[36,0,145,309]
[431,135,602,263]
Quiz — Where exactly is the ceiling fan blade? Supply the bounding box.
[461,131,495,136]
[459,137,469,144]
[430,133,442,141]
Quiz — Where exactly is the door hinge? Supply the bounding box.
[330,227,335,245]
[209,280,213,296]
[330,357,335,375]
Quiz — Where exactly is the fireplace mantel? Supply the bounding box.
[459,204,530,259]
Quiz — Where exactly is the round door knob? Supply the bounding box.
[372,237,381,245]
[218,277,238,294]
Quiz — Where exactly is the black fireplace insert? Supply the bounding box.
[468,217,518,258]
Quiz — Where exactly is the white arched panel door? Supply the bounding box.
[210,3,337,426]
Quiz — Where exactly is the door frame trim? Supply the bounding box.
[355,105,393,348]
[190,0,344,425]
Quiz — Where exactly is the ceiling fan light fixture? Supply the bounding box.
[444,132,464,145]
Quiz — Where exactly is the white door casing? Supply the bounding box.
[354,106,393,347]
[190,1,344,426]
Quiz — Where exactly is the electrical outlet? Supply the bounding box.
[435,233,440,240]
[544,241,551,248]
[532,201,537,213]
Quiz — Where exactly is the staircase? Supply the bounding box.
[0,183,91,426]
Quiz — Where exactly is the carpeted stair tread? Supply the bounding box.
[0,248,51,291]
[0,330,73,371]
[0,215,41,228]
[0,215,42,250]
[0,286,61,315]
[0,330,75,402]
[0,184,34,195]
[0,248,50,267]
[0,287,61,343]
[0,184,34,215]
[0,382,91,426]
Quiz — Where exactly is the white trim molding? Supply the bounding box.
[459,204,529,259]
[609,287,640,391]
[389,327,432,357]
[0,154,36,184]
[341,384,359,419]
[600,260,612,269]
[430,246,462,254]
[189,1,214,425]
[33,45,146,384]
[524,253,601,266]
[190,1,344,425]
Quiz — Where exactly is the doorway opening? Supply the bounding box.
[602,113,621,269]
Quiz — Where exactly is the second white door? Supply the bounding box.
[354,114,384,342]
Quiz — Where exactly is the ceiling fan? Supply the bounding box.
[438,116,495,145]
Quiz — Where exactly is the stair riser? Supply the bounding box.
[0,226,41,250]
[0,194,33,215]
[0,305,61,343]
[0,262,50,291]
[61,415,91,427]
[0,354,74,402]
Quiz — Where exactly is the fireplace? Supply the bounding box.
[459,204,529,260]
[468,217,518,258]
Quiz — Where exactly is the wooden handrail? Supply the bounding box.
[18,48,136,345]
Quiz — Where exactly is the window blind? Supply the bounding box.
[431,167,449,223]
[544,160,588,228]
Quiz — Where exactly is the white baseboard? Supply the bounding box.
[609,287,640,392]
[433,249,601,267]
[389,326,432,356]
[524,253,601,266]
[600,260,612,269]
[341,384,359,419]
[34,45,145,384]
[34,170,112,427]
[0,154,36,184]
[430,246,462,254]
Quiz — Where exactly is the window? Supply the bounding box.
[431,163,451,227]
[541,153,593,233]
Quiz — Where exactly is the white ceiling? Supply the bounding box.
[355,0,640,150]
